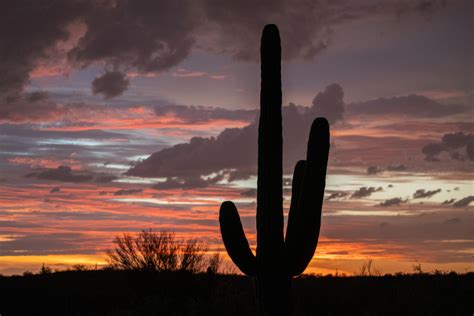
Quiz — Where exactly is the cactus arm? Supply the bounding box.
[219,201,257,276]
[284,159,305,266]
[286,118,330,276]
[288,160,306,215]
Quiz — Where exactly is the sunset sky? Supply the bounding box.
[0,0,473,275]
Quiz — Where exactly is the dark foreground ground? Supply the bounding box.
[0,270,472,315]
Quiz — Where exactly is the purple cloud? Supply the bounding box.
[92,71,130,99]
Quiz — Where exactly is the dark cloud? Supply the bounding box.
[0,95,68,122]
[413,188,441,199]
[347,95,469,118]
[0,0,453,120]
[113,188,143,196]
[422,143,444,161]
[32,166,93,183]
[441,198,456,205]
[442,132,474,149]
[450,151,465,161]
[367,164,407,175]
[3,0,194,118]
[200,0,448,61]
[321,206,474,263]
[402,0,449,15]
[126,85,340,178]
[91,71,129,99]
[154,105,256,124]
[127,123,258,178]
[422,132,474,161]
[68,0,197,73]
[0,96,107,122]
[452,196,474,208]
[386,164,407,171]
[309,83,344,124]
[326,191,349,201]
[27,166,118,184]
[351,186,383,199]
[128,84,469,179]
[26,91,49,102]
[379,197,406,207]
[49,187,61,194]
[227,168,257,182]
[0,1,89,101]
[153,174,223,190]
[94,173,118,183]
[367,166,384,175]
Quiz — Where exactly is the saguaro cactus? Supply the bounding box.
[219,24,330,315]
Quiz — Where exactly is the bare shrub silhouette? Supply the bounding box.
[71,264,88,271]
[180,239,207,273]
[106,230,206,273]
[358,258,382,276]
[412,261,424,275]
[39,263,52,274]
[206,253,222,275]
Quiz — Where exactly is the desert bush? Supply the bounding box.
[106,229,206,273]
[180,239,207,273]
[71,264,88,271]
[412,261,424,274]
[358,258,382,276]
[39,263,52,274]
[207,253,222,274]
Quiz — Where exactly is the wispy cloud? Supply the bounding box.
[172,68,227,80]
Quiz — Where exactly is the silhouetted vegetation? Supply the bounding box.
[357,258,382,276]
[219,24,330,315]
[0,269,472,315]
[39,263,53,275]
[106,230,208,273]
[206,253,222,275]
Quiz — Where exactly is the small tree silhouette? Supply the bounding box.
[106,229,206,273]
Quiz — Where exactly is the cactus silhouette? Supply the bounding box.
[219,24,330,315]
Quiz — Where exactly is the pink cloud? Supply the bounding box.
[172,68,227,80]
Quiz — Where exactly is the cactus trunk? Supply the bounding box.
[219,24,330,316]
[256,24,290,315]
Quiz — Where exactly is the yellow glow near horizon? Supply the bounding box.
[1,253,472,277]
[0,254,108,275]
